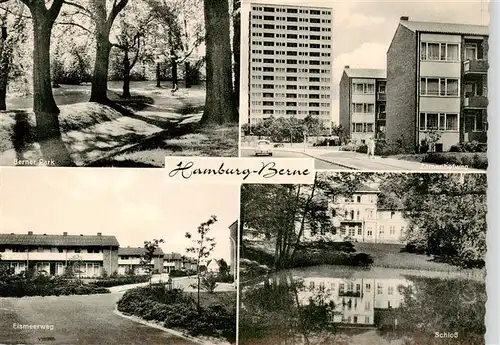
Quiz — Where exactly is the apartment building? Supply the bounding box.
[0,232,119,277]
[386,17,488,152]
[339,67,387,143]
[297,277,411,326]
[303,184,408,244]
[248,3,333,130]
[117,247,164,275]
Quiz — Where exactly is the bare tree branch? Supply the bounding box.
[55,21,93,34]
[107,0,128,27]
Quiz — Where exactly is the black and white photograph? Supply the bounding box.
[0,0,240,167]
[239,0,488,172]
[0,168,238,344]
[239,172,486,344]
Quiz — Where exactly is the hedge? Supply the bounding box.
[422,152,487,170]
[117,286,236,343]
[92,275,150,287]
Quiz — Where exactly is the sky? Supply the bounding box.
[240,0,490,125]
[0,168,239,262]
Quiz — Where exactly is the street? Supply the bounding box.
[239,148,349,170]
[0,289,199,345]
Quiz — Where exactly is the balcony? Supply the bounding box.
[339,290,362,298]
[464,96,488,109]
[377,93,386,101]
[463,59,488,75]
[377,112,386,121]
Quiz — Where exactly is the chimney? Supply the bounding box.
[400,16,409,21]
[97,232,102,236]
[28,231,33,235]
[63,232,68,236]
[344,65,350,69]
[80,234,83,236]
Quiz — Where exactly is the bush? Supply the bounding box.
[92,275,149,287]
[117,286,236,343]
[0,274,110,297]
[348,253,373,267]
[450,141,487,153]
[356,144,368,154]
[169,269,196,278]
[422,152,487,170]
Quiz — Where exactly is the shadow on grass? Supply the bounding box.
[10,110,36,160]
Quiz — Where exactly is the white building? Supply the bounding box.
[247,3,333,130]
[304,184,409,244]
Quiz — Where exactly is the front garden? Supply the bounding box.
[117,284,236,343]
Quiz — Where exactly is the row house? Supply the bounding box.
[117,247,164,275]
[339,67,387,143]
[386,17,488,152]
[163,252,198,273]
[0,232,119,277]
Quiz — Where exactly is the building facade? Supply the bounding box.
[386,17,488,152]
[0,232,119,277]
[297,277,411,326]
[339,67,387,143]
[248,3,333,130]
[303,185,408,244]
[163,253,198,273]
[117,247,164,275]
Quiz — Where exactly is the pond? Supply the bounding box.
[239,265,486,345]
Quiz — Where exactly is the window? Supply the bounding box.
[465,43,477,60]
[388,286,394,295]
[420,113,459,131]
[465,113,484,132]
[390,226,396,235]
[352,103,375,113]
[377,283,383,294]
[353,83,375,94]
[365,301,372,311]
[421,42,460,61]
[420,78,459,96]
[367,227,373,236]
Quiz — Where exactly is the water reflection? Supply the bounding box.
[240,266,485,345]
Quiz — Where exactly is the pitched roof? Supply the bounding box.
[0,233,119,247]
[400,20,488,36]
[344,68,386,79]
[118,247,164,256]
[164,252,183,260]
[355,184,380,193]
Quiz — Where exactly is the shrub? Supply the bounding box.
[356,144,368,154]
[422,152,487,170]
[92,275,149,287]
[348,253,373,267]
[169,269,197,278]
[117,286,236,343]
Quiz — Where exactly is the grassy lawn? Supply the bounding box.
[184,291,236,312]
[243,238,484,274]
[103,123,239,167]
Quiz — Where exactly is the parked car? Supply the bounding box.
[255,140,273,156]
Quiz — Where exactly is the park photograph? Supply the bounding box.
[0,167,239,344]
[239,171,487,345]
[0,0,240,167]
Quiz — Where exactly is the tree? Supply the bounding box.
[379,173,487,267]
[231,0,240,110]
[141,238,164,284]
[89,0,129,103]
[303,114,325,142]
[0,2,27,110]
[14,0,75,166]
[200,272,218,293]
[241,173,370,270]
[185,215,218,309]
[201,0,236,125]
[217,258,229,277]
[331,123,346,141]
[113,1,151,98]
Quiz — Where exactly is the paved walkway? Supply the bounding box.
[241,146,483,171]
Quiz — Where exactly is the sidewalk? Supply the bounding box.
[241,145,483,171]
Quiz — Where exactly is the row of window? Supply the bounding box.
[353,103,375,113]
[252,99,331,106]
[251,109,330,114]
[252,58,331,65]
[352,83,386,94]
[251,79,331,87]
[251,50,332,57]
[420,77,459,97]
[419,112,459,131]
[250,86,330,95]
[1,246,103,253]
[352,122,374,133]
[252,6,331,16]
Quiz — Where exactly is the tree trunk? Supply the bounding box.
[156,62,161,87]
[201,0,237,125]
[30,9,74,166]
[232,0,240,110]
[122,49,131,98]
[90,36,112,103]
[184,61,190,88]
[171,56,177,88]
